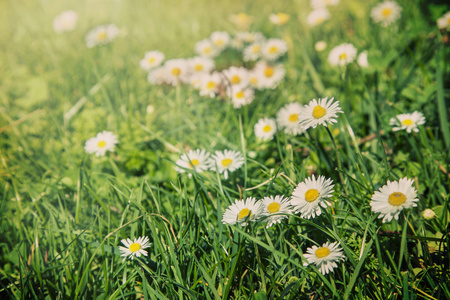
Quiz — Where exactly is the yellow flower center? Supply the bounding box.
[236,91,244,98]
[195,64,203,71]
[269,46,278,54]
[252,45,260,53]
[231,75,241,84]
[381,7,393,17]
[339,53,347,60]
[188,159,200,168]
[315,17,325,25]
[129,243,141,253]
[221,158,232,167]
[312,105,326,119]
[250,77,258,84]
[204,47,211,54]
[267,202,280,213]
[388,192,407,206]
[215,39,224,46]
[207,81,216,89]
[171,68,181,76]
[148,57,156,63]
[401,119,413,126]
[97,140,106,148]
[97,31,107,41]
[288,113,298,122]
[447,18,450,25]
[315,247,330,258]
[305,189,319,202]
[265,67,274,77]
[263,125,272,132]
[238,208,250,220]
[276,13,290,24]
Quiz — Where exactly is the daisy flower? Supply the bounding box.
[389,111,426,133]
[230,13,253,30]
[195,39,219,58]
[210,31,230,51]
[370,177,419,223]
[222,197,262,226]
[370,1,402,27]
[298,97,343,130]
[53,10,78,33]
[118,236,152,262]
[311,0,339,9]
[198,72,222,98]
[209,150,244,179]
[269,13,290,25]
[303,241,345,275]
[163,59,190,86]
[261,39,288,61]
[306,9,330,27]
[315,41,327,52]
[147,67,167,85]
[243,42,263,61]
[357,51,369,68]
[188,56,215,75]
[85,24,119,48]
[228,85,255,108]
[139,51,165,72]
[223,66,249,87]
[437,11,450,30]
[254,118,277,141]
[276,103,305,135]
[235,31,265,44]
[174,149,211,176]
[253,61,285,89]
[84,131,119,156]
[328,43,357,66]
[260,195,293,228]
[291,175,334,219]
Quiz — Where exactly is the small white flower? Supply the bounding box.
[243,43,263,61]
[307,9,330,27]
[223,66,249,87]
[210,31,230,50]
[118,236,152,262]
[261,39,288,61]
[53,10,78,33]
[370,177,419,223]
[85,24,119,48]
[209,150,244,179]
[422,209,436,220]
[298,97,343,130]
[357,51,369,68]
[198,72,222,98]
[260,195,293,228]
[147,67,167,85]
[195,39,219,58]
[139,51,165,72]
[269,13,290,25]
[328,43,357,66]
[370,1,402,27]
[222,197,262,226]
[235,31,266,44]
[228,85,255,108]
[174,149,211,176]
[291,175,334,219]
[437,11,450,30]
[315,41,327,52]
[229,13,253,30]
[390,111,426,133]
[303,241,345,275]
[276,103,305,135]
[310,0,339,9]
[163,59,190,86]
[254,118,277,141]
[253,61,285,89]
[84,131,118,156]
[188,56,215,75]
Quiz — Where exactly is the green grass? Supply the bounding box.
[1,0,450,299]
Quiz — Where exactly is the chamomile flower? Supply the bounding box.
[276,103,305,135]
[253,61,285,89]
[188,56,215,75]
[85,24,119,48]
[223,66,249,87]
[230,13,253,30]
[298,97,343,130]
[389,111,426,133]
[307,9,330,27]
[195,39,219,58]
[210,31,230,51]
[118,236,151,262]
[222,197,262,226]
[370,177,419,223]
[291,175,334,219]
[198,72,222,98]
[243,42,263,61]
[357,51,369,68]
[370,1,402,27]
[260,195,293,228]
[228,85,255,108]
[84,131,118,156]
[235,31,265,45]
[174,149,211,176]
[254,118,277,141]
[147,67,167,85]
[311,0,339,9]
[139,51,165,71]
[303,241,345,275]
[163,59,190,86]
[328,43,357,66]
[209,150,244,179]
[437,11,450,30]
[53,10,78,33]
[269,13,290,25]
[261,39,288,61]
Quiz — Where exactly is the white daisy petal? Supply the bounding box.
[298,97,343,130]
[304,241,345,275]
[209,150,244,179]
[389,111,426,133]
[118,236,152,262]
[254,118,277,141]
[84,131,119,157]
[260,195,293,228]
[222,197,263,226]
[174,149,211,177]
[370,1,402,27]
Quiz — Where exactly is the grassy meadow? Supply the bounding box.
[1,0,450,299]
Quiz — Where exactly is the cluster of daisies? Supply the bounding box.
[141,31,287,108]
